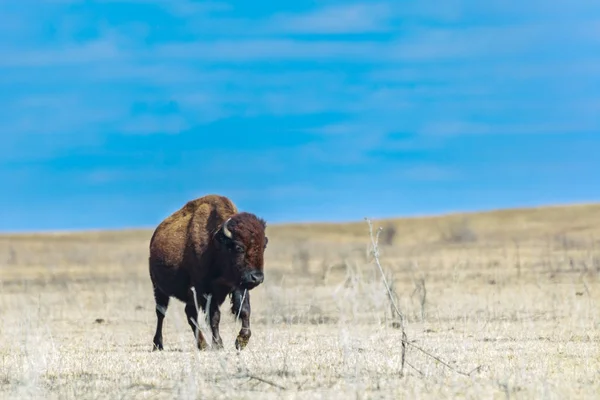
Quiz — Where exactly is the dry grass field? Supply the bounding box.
[1,203,600,399]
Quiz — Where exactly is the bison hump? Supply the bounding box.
[149,195,238,267]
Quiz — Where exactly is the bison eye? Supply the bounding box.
[234,244,245,253]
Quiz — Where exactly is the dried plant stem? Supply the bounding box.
[366,218,408,376]
[236,289,247,322]
[365,218,481,377]
[243,374,286,390]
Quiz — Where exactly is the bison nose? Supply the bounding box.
[249,271,264,284]
[243,271,264,286]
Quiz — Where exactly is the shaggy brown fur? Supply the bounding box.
[148,194,268,351]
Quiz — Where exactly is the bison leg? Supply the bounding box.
[231,288,252,350]
[209,301,224,349]
[152,286,170,351]
[185,289,209,351]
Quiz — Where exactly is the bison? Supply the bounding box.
[148,194,268,351]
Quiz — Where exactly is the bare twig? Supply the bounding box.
[417,277,427,321]
[366,218,407,376]
[409,261,427,322]
[406,360,425,376]
[190,287,201,345]
[244,374,287,390]
[365,218,482,378]
[236,289,248,322]
[204,293,212,328]
[513,238,522,278]
[580,273,591,297]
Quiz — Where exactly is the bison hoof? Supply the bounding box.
[235,334,250,351]
[153,339,163,351]
[197,339,209,351]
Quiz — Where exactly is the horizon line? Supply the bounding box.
[1,199,598,236]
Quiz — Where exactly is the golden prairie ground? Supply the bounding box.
[1,203,600,399]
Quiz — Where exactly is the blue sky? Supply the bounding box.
[1,0,599,232]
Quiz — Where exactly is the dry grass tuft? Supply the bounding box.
[1,203,600,399]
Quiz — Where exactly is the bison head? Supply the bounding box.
[216,212,268,290]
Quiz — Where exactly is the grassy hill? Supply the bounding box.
[3,201,600,243]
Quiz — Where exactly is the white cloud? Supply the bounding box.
[262,184,324,199]
[155,39,389,62]
[117,114,190,135]
[419,122,492,137]
[149,0,231,17]
[148,18,600,64]
[400,164,459,182]
[368,58,600,84]
[0,39,120,67]
[419,121,599,137]
[267,2,394,34]
[2,94,125,136]
[309,121,397,139]
[293,132,395,166]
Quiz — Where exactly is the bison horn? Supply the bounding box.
[222,218,233,239]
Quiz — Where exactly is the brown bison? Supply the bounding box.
[148,194,268,351]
